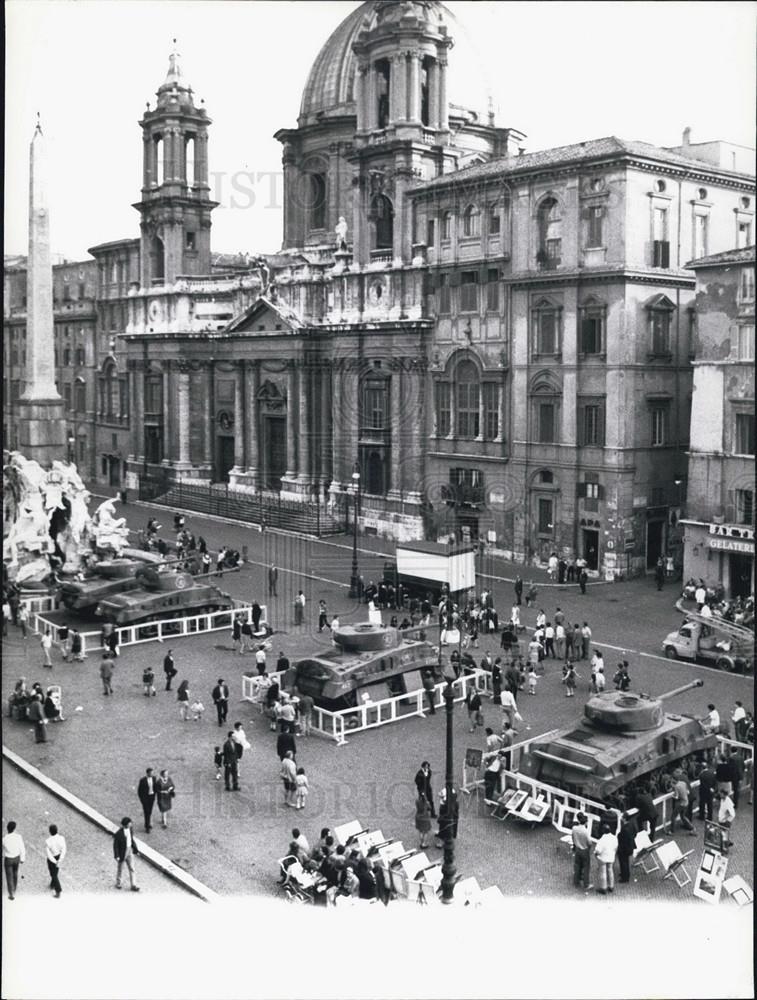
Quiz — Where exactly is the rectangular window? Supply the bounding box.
[119,379,129,421]
[460,272,479,313]
[144,376,163,415]
[186,231,196,250]
[737,221,752,248]
[486,269,500,311]
[76,347,85,367]
[450,467,484,504]
[739,267,755,303]
[457,380,480,438]
[735,489,754,526]
[650,312,671,355]
[579,402,605,446]
[735,412,755,455]
[435,382,451,437]
[694,214,708,259]
[426,218,435,248]
[537,497,553,535]
[442,214,452,241]
[651,407,667,446]
[489,208,500,235]
[653,207,668,241]
[63,284,71,301]
[587,207,603,247]
[737,325,755,361]
[10,380,20,403]
[63,383,72,411]
[538,402,556,443]
[438,274,450,314]
[580,312,603,354]
[546,238,561,261]
[78,282,86,298]
[536,311,558,355]
[483,383,499,441]
[362,378,388,431]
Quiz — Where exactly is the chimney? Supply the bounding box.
[682,126,691,149]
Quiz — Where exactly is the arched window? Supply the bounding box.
[537,197,561,267]
[375,59,391,128]
[371,195,394,250]
[420,57,433,126]
[151,236,165,281]
[531,378,561,444]
[185,135,195,185]
[309,173,327,230]
[462,205,480,238]
[155,135,165,185]
[456,359,480,439]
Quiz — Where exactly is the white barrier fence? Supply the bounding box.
[25,597,266,657]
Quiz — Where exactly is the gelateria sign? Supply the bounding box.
[707,537,754,554]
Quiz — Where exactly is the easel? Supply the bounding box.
[657,840,695,889]
[632,840,664,875]
[462,747,483,795]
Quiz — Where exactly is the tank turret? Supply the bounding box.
[333,623,399,652]
[583,679,704,732]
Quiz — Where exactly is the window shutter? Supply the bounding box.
[479,264,489,283]
[596,484,606,500]
[449,272,462,288]
[576,482,587,498]
[661,242,670,268]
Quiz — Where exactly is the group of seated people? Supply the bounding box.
[281,826,387,904]
[8,676,64,722]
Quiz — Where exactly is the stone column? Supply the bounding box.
[355,66,366,131]
[394,53,408,121]
[497,379,506,445]
[203,363,214,466]
[130,364,144,460]
[331,363,344,486]
[428,60,440,128]
[367,64,378,130]
[438,59,449,130]
[285,363,297,477]
[408,53,421,122]
[298,360,310,481]
[390,367,402,493]
[161,363,172,462]
[246,361,260,486]
[143,135,152,188]
[320,364,332,487]
[177,369,191,464]
[233,363,246,469]
[195,130,209,187]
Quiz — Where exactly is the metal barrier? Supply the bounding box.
[31,602,261,657]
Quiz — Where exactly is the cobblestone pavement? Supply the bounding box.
[3,610,752,903]
[1,762,188,898]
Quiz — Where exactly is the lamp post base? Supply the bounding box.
[348,575,360,600]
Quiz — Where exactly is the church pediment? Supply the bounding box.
[224,296,304,336]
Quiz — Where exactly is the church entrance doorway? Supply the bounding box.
[216,436,235,483]
[265,416,286,491]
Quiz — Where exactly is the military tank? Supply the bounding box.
[294,622,440,710]
[519,679,716,801]
[59,550,168,615]
[94,568,234,626]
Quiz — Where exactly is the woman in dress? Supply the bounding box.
[176,679,191,721]
[155,769,176,828]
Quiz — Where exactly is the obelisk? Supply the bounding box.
[17,115,66,464]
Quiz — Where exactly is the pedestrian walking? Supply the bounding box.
[594,825,618,894]
[212,679,229,726]
[70,628,84,662]
[579,568,588,595]
[581,622,592,661]
[414,762,436,818]
[137,768,157,832]
[527,666,538,695]
[252,601,262,634]
[28,692,48,741]
[571,813,592,890]
[280,751,297,807]
[514,576,523,606]
[213,746,223,780]
[222,732,240,790]
[155,769,175,828]
[617,813,637,883]
[595,664,606,692]
[654,559,665,592]
[255,644,267,674]
[57,623,71,661]
[293,590,305,626]
[3,597,12,636]
[190,697,205,721]
[294,767,309,809]
[268,563,278,597]
[697,761,717,821]
[717,790,736,846]
[563,663,579,697]
[3,821,25,900]
[177,680,191,720]
[241,618,253,653]
[113,817,140,891]
[465,686,483,733]
[732,701,747,743]
[296,690,313,736]
[101,622,120,659]
[18,603,29,639]
[276,727,297,761]
[41,629,54,668]
[548,552,558,581]
[525,582,537,608]
[317,599,329,632]
[634,786,659,841]
[232,721,251,763]
[415,791,432,849]
[163,649,177,690]
[232,616,243,654]
[99,652,115,696]
[142,665,156,697]
[544,622,555,658]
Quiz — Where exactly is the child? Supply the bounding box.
[190,698,205,721]
[527,666,538,695]
[595,665,606,693]
[564,664,579,697]
[214,746,223,781]
[142,665,156,697]
[295,766,309,810]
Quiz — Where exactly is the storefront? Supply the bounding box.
[682,520,755,598]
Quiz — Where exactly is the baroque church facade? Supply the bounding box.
[10,0,751,577]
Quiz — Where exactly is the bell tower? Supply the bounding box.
[133,41,217,287]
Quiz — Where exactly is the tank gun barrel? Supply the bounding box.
[658,679,703,701]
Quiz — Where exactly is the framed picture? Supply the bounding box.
[465,748,483,769]
[704,820,729,855]
[507,790,528,813]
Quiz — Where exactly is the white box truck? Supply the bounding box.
[383,540,476,600]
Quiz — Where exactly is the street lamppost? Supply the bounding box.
[67,434,75,464]
[348,462,361,599]
[440,663,457,904]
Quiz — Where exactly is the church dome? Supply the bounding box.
[298,0,494,127]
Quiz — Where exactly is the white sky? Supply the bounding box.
[5,0,755,261]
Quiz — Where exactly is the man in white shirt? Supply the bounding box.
[291,827,310,857]
[700,603,712,619]
[45,824,67,898]
[717,791,736,845]
[41,629,53,667]
[694,584,707,610]
[702,703,721,733]
[3,821,26,899]
[593,826,618,894]
[732,701,747,742]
